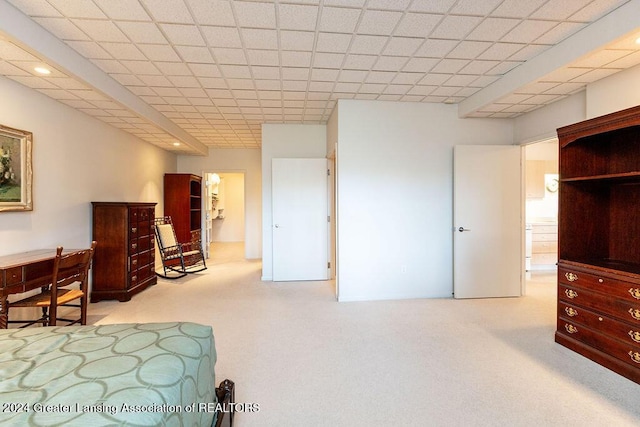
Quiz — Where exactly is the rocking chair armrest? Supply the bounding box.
[161,244,183,258]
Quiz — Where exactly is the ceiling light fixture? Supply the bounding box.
[34,66,51,75]
[636,36,640,45]
[173,142,181,146]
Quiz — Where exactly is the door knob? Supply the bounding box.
[274,224,280,228]
[458,227,470,232]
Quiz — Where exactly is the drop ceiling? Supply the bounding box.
[0,0,639,155]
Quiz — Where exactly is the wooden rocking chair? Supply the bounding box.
[154,216,207,279]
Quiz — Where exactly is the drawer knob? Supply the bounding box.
[629,330,640,343]
[629,351,640,364]
[565,289,578,299]
[629,288,640,300]
[629,308,640,321]
[565,272,578,282]
[598,278,603,283]
[565,324,578,334]
[564,307,578,317]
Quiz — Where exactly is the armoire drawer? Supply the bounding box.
[559,266,640,304]
[558,301,640,347]
[558,319,640,368]
[559,284,640,324]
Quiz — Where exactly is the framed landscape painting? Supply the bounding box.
[0,124,33,212]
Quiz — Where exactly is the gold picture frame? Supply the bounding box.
[0,124,33,212]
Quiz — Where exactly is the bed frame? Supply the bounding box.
[215,379,235,427]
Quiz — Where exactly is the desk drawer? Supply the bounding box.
[5,267,23,285]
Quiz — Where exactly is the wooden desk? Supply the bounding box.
[0,249,59,328]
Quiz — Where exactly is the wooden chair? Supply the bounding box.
[154,216,207,279]
[8,242,96,327]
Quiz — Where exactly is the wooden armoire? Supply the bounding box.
[555,105,640,384]
[163,174,203,243]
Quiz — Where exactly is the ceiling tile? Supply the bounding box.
[402,57,438,72]
[491,0,547,18]
[311,68,340,81]
[160,24,206,46]
[458,59,498,74]
[246,49,279,66]
[34,17,90,41]
[365,70,395,83]
[281,51,312,67]
[478,43,525,61]
[373,56,409,71]
[501,20,558,44]
[569,0,629,22]
[531,0,591,21]
[466,17,519,41]
[47,0,107,19]
[535,22,586,45]
[450,0,503,15]
[409,0,456,14]
[241,28,278,50]
[102,42,146,60]
[339,69,368,81]
[7,0,62,17]
[430,15,483,39]
[116,22,167,44]
[394,13,442,38]
[319,7,361,33]
[142,0,194,24]
[250,65,280,79]
[357,10,402,35]
[219,64,252,79]
[342,54,377,70]
[92,59,130,74]
[156,61,193,76]
[73,19,129,42]
[314,52,345,68]
[316,33,352,53]
[447,41,492,59]
[212,48,247,65]
[186,0,236,26]
[121,60,161,75]
[382,37,423,56]
[571,49,629,68]
[95,0,153,20]
[201,26,242,48]
[0,41,40,61]
[278,4,319,31]
[233,1,276,28]
[137,44,181,61]
[350,35,388,55]
[415,39,458,58]
[431,58,470,74]
[280,33,316,54]
[175,46,214,63]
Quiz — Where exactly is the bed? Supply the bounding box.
[0,322,234,426]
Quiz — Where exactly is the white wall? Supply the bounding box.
[177,148,261,259]
[0,75,175,258]
[211,172,245,242]
[336,100,514,301]
[587,63,640,118]
[261,124,327,280]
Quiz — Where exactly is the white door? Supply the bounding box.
[453,145,522,298]
[272,158,328,281]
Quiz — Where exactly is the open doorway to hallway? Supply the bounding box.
[203,172,246,261]
[524,139,559,283]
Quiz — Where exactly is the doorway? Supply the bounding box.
[523,139,559,280]
[203,172,246,262]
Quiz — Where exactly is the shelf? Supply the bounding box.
[561,172,640,184]
[559,258,640,277]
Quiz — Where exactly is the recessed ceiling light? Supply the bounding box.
[173,142,181,146]
[636,36,640,45]
[34,66,51,75]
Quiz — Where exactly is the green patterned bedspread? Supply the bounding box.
[0,322,217,426]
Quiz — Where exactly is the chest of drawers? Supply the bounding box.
[91,202,157,302]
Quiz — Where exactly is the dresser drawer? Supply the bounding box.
[532,241,557,253]
[559,266,640,303]
[558,319,640,369]
[559,301,640,347]
[532,224,557,234]
[559,284,640,324]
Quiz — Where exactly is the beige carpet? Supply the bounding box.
[89,243,640,427]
